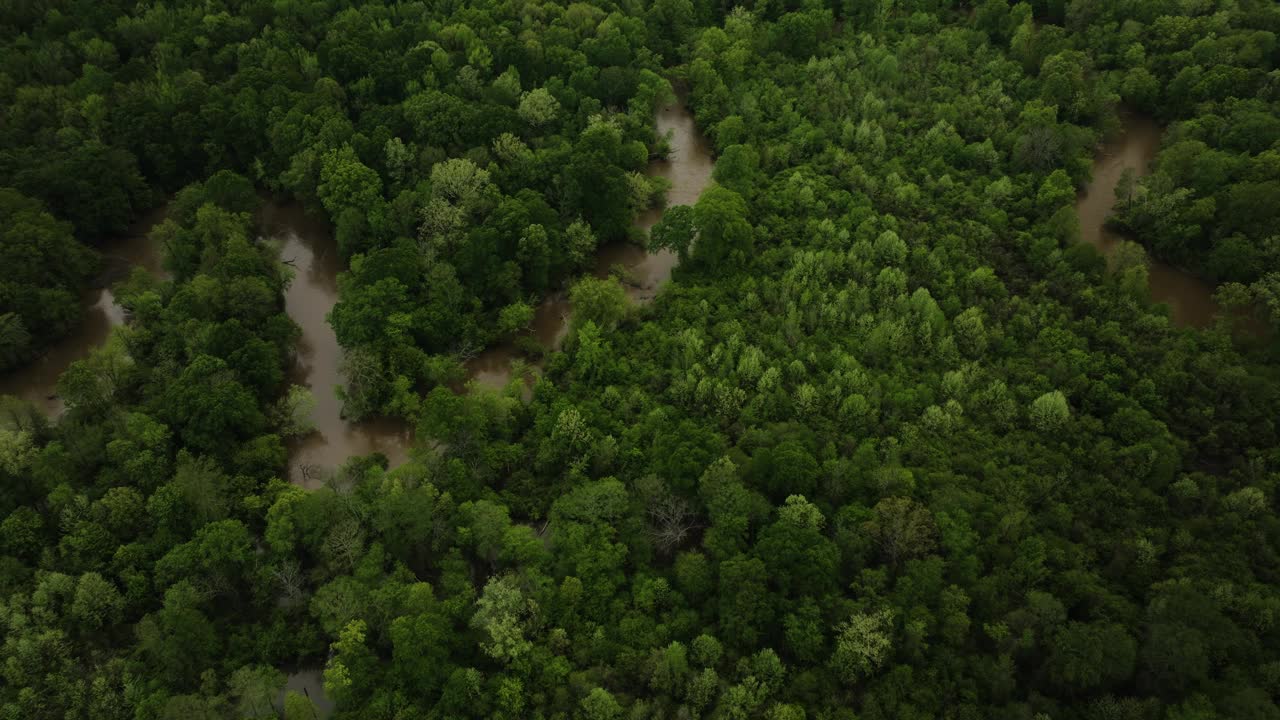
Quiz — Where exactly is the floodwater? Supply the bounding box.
[1078,112,1219,327]
[260,202,411,488]
[0,207,167,415]
[462,296,571,388]
[282,668,334,719]
[464,91,716,388]
[3,95,715,485]
[594,93,717,297]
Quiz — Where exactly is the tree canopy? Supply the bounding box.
[3,1,1280,720]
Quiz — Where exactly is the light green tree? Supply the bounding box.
[383,137,412,183]
[569,276,627,332]
[1030,390,1070,432]
[0,427,35,475]
[579,687,622,720]
[493,133,531,164]
[1036,169,1075,213]
[497,302,534,336]
[470,574,536,665]
[829,608,895,684]
[492,66,522,105]
[273,385,316,438]
[561,219,595,269]
[953,307,988,357]
[71,572,124,630]
[325,620,375,705]
[519,88,560,127]
[430,158,492,207]
[318,145,382,220]
[778,495,825,530]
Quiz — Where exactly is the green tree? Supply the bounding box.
[71,572,124,631]
[569,276,627,332]
[718,554,772,649]
[518,88,561,127]
[693,185,753,268]
[1030,390,1070,432]
[829,608,894,685]
[649,205,696,263]
[0,188,97,366]
[471,574,537,666]
[318,145,383,221]
[864,497,937,567]
[1048,622,1136,692]
[1036,169,1076,213]
[579,687,623,720]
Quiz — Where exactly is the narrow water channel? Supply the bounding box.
[260,202,412,488]
[464,91,716,388]
[281,668,334,719]
[1077,112,1219,327]
[0,208,167,415]
[2,94,714,488]
[593,92,717,296]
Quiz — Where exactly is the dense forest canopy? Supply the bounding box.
[2,1,1280,719]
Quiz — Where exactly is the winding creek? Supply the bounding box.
[0,91,1231,720]
[277,90,717,484]
[0,93,716,489]
[11,103,1219,492]
[0,207,168,415]
[463,92,716,388]
[259,202,414,488]
[1076,112,1219,327]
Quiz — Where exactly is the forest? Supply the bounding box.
[2,1,1280,719]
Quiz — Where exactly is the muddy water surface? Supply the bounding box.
[0,208,167,415]
[282,668,334,719]
[464,93,716,388]
[1078,113,1219,327]
[593,94,718,295]
[261,203,411,488]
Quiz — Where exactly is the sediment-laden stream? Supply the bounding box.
[464,91,716,389]
[1077,112,1219,327]
[0,208,167,415]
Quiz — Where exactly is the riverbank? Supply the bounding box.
[275,87,717,484]
[1076,111,1219,327]
[0,207,168,415]
[463,89,716,390]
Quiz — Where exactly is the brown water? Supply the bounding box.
[594,94,717,296]
[282,668,334,719]
[260,203,411,488]
[464,93,716,389]
[1078,113,1219,327]
[462,296,570,388]
[0,208,167,415]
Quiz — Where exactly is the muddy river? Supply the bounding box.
[464,91,716,388]
[0,208,167,415]
[2,93,715,485]
[259,202,413,488]
[1077,112,1219,327]
[6,102,1226,495]
[271,90,716,481]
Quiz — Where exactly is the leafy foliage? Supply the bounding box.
[3,2,1280,720]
